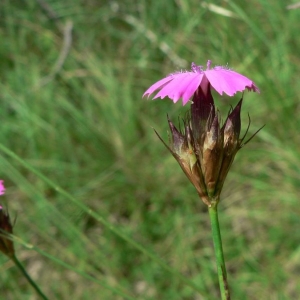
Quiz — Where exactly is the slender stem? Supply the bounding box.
[11,254,49,300]
[208,205,230,300]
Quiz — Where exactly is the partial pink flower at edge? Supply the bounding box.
[143,60,260,105]
[0,180,5,196]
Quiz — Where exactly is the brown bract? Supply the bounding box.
[0,208,15,258]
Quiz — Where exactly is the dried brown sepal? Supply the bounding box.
[154,120,210,206]
[202,114,224,197]
[214,99,243,196]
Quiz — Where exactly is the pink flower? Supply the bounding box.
[0,180,5,196]
[143,60,259,105]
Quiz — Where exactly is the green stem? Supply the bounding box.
[208,205,230,300]
[11,254,49,300]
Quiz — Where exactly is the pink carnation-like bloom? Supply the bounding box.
[143,60,259,105]
[0,180,5,196]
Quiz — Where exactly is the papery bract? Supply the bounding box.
[143,60,259,105]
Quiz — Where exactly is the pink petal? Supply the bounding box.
[0,180,5,196]
[143,76,173,98]
[180,74,203,105]
[205,68,258,96]
[153,72,203,105]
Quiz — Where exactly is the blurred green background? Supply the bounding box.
[0,1,300,299]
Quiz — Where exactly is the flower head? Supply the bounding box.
[143,60,259,105]
[144,60,261,206]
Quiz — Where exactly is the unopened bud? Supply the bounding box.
[0,207,15,258]
[215,99,243,196]
[202,115,223,197]
[154,117,210,205]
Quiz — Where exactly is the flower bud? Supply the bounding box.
[0,207,15,258]
[202,114,224,198]
[154,117,211,206]
[215,99,243,196]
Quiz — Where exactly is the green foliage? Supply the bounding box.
[0,0,299,299]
